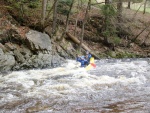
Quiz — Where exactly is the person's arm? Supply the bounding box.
[76,55,82,61]
[89,54,92,58]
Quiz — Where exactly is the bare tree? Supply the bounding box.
[45,0,58,23]
[105,0,110,4]
[117,0,123,23]
[41,0,47,28]
[65,0,75,32]
[103,0,110,45]
[79,0,91,53]
[74,0,80,36]
[132,3,144,20]
[141,31,150,46]
[127,1,131,9]
[52,0,58,35]
[143,0,148,14]
[20,3,24,18]
[59,0,75,41]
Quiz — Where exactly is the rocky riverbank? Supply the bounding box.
[0,13,66,72]
[1,2,150,72]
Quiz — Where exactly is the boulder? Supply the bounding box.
[0,29,65,72]
[25,30,51,51]
[0,48,15,72]
[0,13,65,72]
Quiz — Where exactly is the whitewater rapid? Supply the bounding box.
[0,58,150,113]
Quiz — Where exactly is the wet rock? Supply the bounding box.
[14,50,25,63]
[0,13,67,72]
[0,28,65,72]
[51,52,65,67]
[0,48,4,55]
[25,30,51,51]
[5,42,16,51]
[0,48,15,72]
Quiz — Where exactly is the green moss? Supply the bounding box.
[116,52,139,58]
[106,50,140,58]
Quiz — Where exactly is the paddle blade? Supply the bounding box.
[90,57,94,63]
[85,64,93,70]
[86,57,96,71]
[85,63,96,70]
[91,63,96,68]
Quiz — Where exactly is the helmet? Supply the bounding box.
[86,51,89,54]
[81,56,84,59]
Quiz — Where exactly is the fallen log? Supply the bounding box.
[66,32,100,59]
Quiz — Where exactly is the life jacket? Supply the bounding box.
[86,54,92,63]
[77,56,87,67]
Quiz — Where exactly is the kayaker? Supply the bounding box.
[85,51,92,65]
[76,54,88,67]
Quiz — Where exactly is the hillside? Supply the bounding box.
[65,6,150,58]
[1,0,150,59]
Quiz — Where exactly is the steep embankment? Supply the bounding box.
[66,7,150,58]
[0,10,66,72]
[2,0,150,59]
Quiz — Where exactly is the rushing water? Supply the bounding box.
[0,58,150,113]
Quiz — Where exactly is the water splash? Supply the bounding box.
[0,59,150,112]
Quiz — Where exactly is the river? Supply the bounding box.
[0,58,150,113]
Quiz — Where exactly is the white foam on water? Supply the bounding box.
[0,59,149,100]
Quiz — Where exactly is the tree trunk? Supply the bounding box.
[74,15,78,37]
[127,1,131,9]
[20,3,24,18]
[74,0,80,36]
[117,0,123,23]
[66,32,100,59]
[143,0,147,14]
[132,3,143,20]
[65,0,74,32]
[45,0,57,22]
[141,31,150,46]
[89,0,91,10]
[59,0,74,41]
[103,0,110,44]
[52,0,58,35]
[79,0,91,54]
[105,0,109,4]
[41,0,47,28]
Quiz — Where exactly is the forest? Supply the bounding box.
[1,0,150,59]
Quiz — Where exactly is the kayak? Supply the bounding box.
[85,57,96,70]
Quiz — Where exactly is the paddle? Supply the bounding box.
[85,57,96,70]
